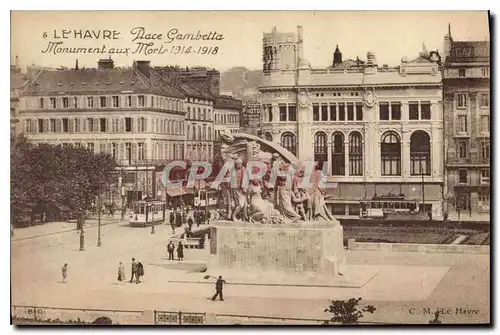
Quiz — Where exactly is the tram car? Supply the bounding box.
[128,200,166,227]
[359,195,421,219]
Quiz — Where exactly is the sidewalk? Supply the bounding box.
[11,215,126,241]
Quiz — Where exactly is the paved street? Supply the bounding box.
[11,220,490,324]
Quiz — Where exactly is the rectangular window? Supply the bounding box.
[50,97,56,109]
[457,93,467,108]
[479,93,489,107]
[330,104,337,121]
[187,107,191,119]
[100,118,106,132]
[458,115,468,133]
[125,142,132,163]
[62,118,69,133]
[480,115,490,133]
[62,97,69,108]
[379,103,389,120]
[321,105,328,121]
[480,168,490,184]
[50,119,56,132]
[87,143,94,152]
[355,103,363,121]
[38,119,44,133]
[100,96,107,108]
[312,105,319,121]
[87,118,94,132]
[459,69,466,77]
[112,96,119,108]
[125,118,132,132]
[481,141,490,160]
[127,95,132,107]
[138,95,145,107]
[39,98,44,109]
[409,102,419,120]
[75,119,80,133]
[74,97,78,108]
[457,141,468,159]
[338,103,345,121]
[112,143,118,159]
[138,143,145,160]
[391,103,401,120]
[279,105,287,121]
[459,169,467,184]
[288,105,297,122]
[87,97,94,108]
[421,102,431,120]
[347,103,354,121]
[481,68,489,77]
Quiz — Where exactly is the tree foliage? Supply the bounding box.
[11,135,116,227]
[324,297,376,325]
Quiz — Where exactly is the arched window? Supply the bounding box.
[264,132,273,142]
[410,131,431,175]
[281,132,296,156]
[331,132,345,175]
[349,132,363,176]
[268,106,273,122]
[314,132,328,166]
[381,131,401,176]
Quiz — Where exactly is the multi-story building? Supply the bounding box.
[242,100,262,135]
[214,96,242,138]
[442,25,490,219]
[19,59,186,206]
[259,26,444,219]
[11,56,28,137]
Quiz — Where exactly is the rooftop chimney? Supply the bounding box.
[136,60,151,78]
[98,58,114,69]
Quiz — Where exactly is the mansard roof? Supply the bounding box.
[24,67,185,99]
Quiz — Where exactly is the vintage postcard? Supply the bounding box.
[10,10,490,325]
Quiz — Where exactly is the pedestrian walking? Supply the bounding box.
[136,261,144,283]
[117,261,125,283]
[61,263,68,283]
[130,258,138,283]
[211,276,226,301]
[177,241,184,261]
[167,241,175,260]
[207,211,211,225]
[188,215,194,230]
[170,211,175,234]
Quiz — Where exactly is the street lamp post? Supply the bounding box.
[97,186,102,247]
[151,204,155,234]
[79,214,85,251]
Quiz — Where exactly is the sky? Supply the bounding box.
[11,11,490,72]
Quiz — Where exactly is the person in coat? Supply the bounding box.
[118,262,125,283]
[130,258,138,283]
[169,211,176,234]
[136,261,144,283]
[177,241,184,261]
[211,276,226,301]
[61,263,68,283]
[167,241,175,260]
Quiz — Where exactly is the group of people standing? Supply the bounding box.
[166,240,184,261]
[117,258,144,284]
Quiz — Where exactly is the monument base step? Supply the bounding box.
[168,265,379,288]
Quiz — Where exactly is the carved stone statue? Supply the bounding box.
[217,129,334,224]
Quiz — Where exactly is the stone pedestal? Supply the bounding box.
[202,220,372,286]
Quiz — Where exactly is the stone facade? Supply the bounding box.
[442,26,491,217]
[259,26,444,219]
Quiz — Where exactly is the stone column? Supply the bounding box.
[327,140,332,175]
[297,105,313,162]
[344,139,349,176]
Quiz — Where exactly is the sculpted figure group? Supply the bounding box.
[217,131,334,224]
